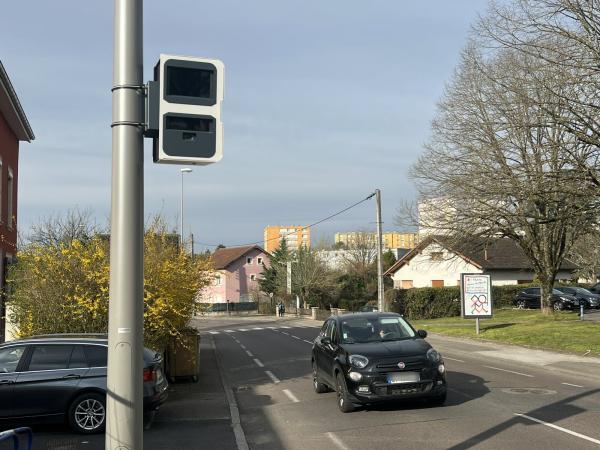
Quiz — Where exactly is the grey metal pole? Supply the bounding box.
[375,189,385,312]
[106,0,144,448]
[180,168,192,251]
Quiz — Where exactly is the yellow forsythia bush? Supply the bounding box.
[7,217,213,350]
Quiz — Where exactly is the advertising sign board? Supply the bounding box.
[460,273,493,319]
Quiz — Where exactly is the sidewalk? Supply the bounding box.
[145,335,238,449]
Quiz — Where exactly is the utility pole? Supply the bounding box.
[106,0,144,448]
[375,189,385,312]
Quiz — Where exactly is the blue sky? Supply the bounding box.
[2,0,489,250]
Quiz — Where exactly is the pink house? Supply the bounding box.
[203,245,271,303]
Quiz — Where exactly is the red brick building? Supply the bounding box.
[0,61,34,341]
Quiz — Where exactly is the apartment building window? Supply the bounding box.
[250,274,256,281]
[257,257,263,265]
[215,275,222,286]
[247,257,253,264]
[7,168,13,230]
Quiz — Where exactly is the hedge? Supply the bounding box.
[387,282,584,320]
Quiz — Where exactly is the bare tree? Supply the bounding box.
[476,1,600,173]
[341,231,378,279]
[568,232,600,281]
[28,208,102,247]
[290,245,332,307]
[410,43,598,313]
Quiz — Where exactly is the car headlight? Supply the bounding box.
[427,349,441,363]
[559,296,573,302]
[349,354,369,369]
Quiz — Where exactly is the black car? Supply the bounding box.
[0,335,168,433]
[312,312,447,413]
[514,287,580,311]
[554,287,600,309]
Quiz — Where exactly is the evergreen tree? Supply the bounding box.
[258,238,291,296]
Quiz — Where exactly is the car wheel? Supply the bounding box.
[516,300,526,310]
[68,392,106,434]
[428,390,447,407]
[336,372,355,413]
[553,301,563,311]
[312,361,328,393]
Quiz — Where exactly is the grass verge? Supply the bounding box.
[411,309,600,356]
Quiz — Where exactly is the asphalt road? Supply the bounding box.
[206,315,600,450]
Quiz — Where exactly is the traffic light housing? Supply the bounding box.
[149,54,224,165]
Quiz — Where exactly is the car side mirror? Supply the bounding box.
[417,330,428,339]
[322,336,331,346]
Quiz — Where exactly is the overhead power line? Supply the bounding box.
[193,191,376,249]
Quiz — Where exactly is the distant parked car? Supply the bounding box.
[0,335,168,434]
[514,288,580,311]
[554,287,600,309]
[588,282,600,295]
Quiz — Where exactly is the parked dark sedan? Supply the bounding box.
[554,287,600,309]
[514,287,580,311]
[312,312,447,413]
[0,335,168,433]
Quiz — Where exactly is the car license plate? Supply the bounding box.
[387,372,420,384]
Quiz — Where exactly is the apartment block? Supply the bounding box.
[334,231,418,250]
[264,225,310,253]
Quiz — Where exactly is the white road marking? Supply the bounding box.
[265,370,280,384]
[266,326,277,330]
[443,357,464,363]
[240,344,246,349]
[292,335,301,340]
[515,413,600,445]
[282,332,290,336]
[281,326,291,329]
[282,389,299,403]
[245,350,254,357]
[209,331,220,335]
[484,365,534,378]
[326,432,350,450]
[562,382,584,388]
[253,358,264,368]
[224,330,235,333]
[252,327,264,330]
[303,339,313,344]
[238,328,249,332]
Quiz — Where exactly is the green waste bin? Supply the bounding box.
[165,329,200,383]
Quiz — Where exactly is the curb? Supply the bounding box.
[210,336,250,450]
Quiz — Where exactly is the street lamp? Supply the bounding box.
[180,168,193,250]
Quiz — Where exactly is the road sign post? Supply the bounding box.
[460,274,493,335]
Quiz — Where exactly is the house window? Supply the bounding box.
[257,257,263,265]
[215,275,222,285]
[401,280,413,289]
[250,274,256,282]
[431,280,444,288]
[7,168,13,230]
[247,257,253,264]
[430,252,443,261]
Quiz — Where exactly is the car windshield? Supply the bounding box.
[576,288,593,295]
[340,316,416,344]
[552,289,565,294]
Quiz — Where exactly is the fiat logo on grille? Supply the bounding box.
[397,362,406,369]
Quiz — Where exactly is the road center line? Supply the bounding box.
[292,335,300,340]
[264,370,280,384]
[282,389,299,403]
[253,358,264,368]
[484,365,534,378]
[303,339,313,344]
[444,357,464,363]
[562,382,584,388]
[515,413,600,445]
[245,350,253,357]
[326,432,350,450]
[240,344,246,349]
[281,332,290,335]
